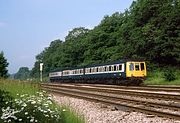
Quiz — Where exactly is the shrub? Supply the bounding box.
[0,90,13,122]
[0,91,61,123]
[163,68,176,81]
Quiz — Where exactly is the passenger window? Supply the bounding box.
[129,63,134,71]
[112,66,114,71]
[109,66,111,71]
[114,66,116,71]
[135,63,140,71]
[141,63,145,70]
[104,67,106,71]
[119,65,122,70]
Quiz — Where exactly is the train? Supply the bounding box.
[49,60,147,85]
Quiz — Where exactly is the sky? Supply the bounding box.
[0,0,134,74]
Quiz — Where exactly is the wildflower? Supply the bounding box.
[43,110,48,113]
[30,118,34,122]
[47,96,52,100]
[22,103,27,107]
[47,100,52,104]
[31,101,36,104]
[18,119,22,121]
[25,112,28,115]
[20,94,25,97]
[43,103,48,106]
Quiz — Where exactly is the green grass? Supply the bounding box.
[0,79,40,98]
[61,106,85,123]
[144,69,180,85]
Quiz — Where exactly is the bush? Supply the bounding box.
[0,91,62,123]
[163,68,176,81]
[0,90,13,122]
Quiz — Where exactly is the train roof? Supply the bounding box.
[50,59,145,73]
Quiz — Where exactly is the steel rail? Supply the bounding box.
[42,85,180,110]
[41,83,180,102]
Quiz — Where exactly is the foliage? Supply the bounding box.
[163,68,176,81]
[0,52,9,78]
[0,79,85,123]
[145,68,180,85]
[0,92,61,123]
[14,67,30,80]
[30,0,180,78]
[0,90,13,120]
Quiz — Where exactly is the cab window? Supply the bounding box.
[119,65,122,70]
[135,63,140,71]
[140,63,145,70]
[129,63,134,71]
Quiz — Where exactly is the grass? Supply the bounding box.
[0,79,85,123]
[144,69,180,85]
[60,106,85,123]
[0,79,39,98]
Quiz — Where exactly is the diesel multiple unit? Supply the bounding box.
[49,60,147,85]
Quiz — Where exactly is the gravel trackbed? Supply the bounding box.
[52,94,180,123]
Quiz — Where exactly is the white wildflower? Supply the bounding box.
[20,94,25,97]
[22,103,27,107]
[43,103,48,106]
[43,110,48,113]
[18,119,22,121]
[31,101,36,104]
[30,118,34,122]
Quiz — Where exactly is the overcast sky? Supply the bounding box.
[0,0,134,74]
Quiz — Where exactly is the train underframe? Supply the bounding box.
[50,77,144,86]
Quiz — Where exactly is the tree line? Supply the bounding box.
[2,0,179,80]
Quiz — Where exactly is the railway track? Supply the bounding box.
[41,83,180,120]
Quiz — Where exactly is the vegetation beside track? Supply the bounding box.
[0,79,85,123]
[145,68,180,85]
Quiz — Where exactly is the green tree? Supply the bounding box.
[14,67,30,80]
[0,52,9,78]
[30,0,180,78]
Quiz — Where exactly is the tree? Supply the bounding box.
[30,0,180,78]
[0,52,9,78]
[14,67,30,80]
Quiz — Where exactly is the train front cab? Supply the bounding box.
[126,61,147,79]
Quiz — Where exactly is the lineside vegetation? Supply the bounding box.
[0,79,85,123]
